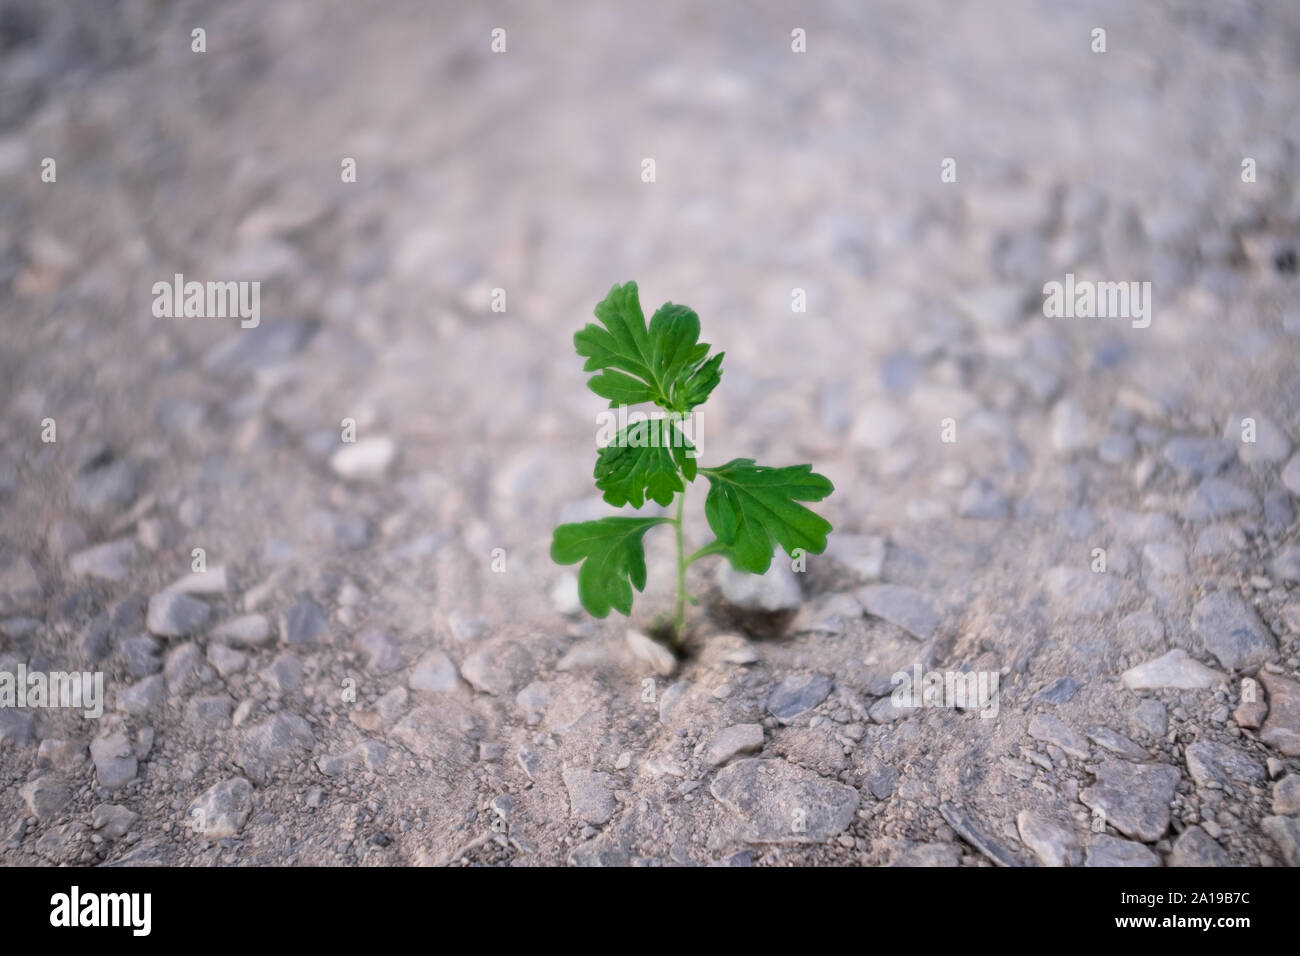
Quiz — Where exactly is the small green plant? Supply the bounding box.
[550,281,835,649]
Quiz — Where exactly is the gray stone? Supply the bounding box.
[1234,685,1268,729]
[1272,775,1300,815]
[19,775,72,821]
[34,822,86,863]
[549,572,582,616]
[1259,673,1300,756]
[793,592,863,635]
[1084,835,1161,867]
[1274,546,1300,584]
[625,629,676,677]
[710,758,859,844]
[1143,541,1186,577]
[163,642,206,695]
[1282,452,1300,496]
[0,555,40,612]
[90,731,138,790]
[1171,825,1230,866]
[186,694,234,729]
[705,723,765,766]
[892,843,962,867]
[0,617,38,638]
[1183,478,1258,522]
[1263,485,1291,528]
[281,594,327,645]
[857,584,938,639]
[117,635,161,677]
[1086,726,1146,759]
[45,518,88,560]
[409,650,460,692]
[237,713,315,784]
[203,316,317,374]
[92,803,138,839]
[1043,566,1119,618]
[1261,816,1300,867]
[211,613,273,647]
[1051,399,1091,453]
[1193,524,1246,557]
[117,674,164,715]
[958,479,1009,519]
[953,284,1027,329]
[562,767,615,825]
[206,643,247,678]
[514,681,549,724]
[317,740,388,776]
[390,706,475,769]
[1016,810,1078,867]
[68,540,135,582]
[356,628,403,673]
[825,533,886,580]
[862,759,897,799]
[460,639,533,696]
[78,615,112,663]
[1185,740,1265,787]
[939,802,1021,867]
[1080,759,1179,842]
[71,460,137,517]
[869,695,912,723]
[568,835,631,867]
[767,673,832,723]
[36,739,85,772]
[1117,611,1165,652]
[162,566,229,597]
[1122,649,1223,690]
[517,747,541,779]
[1190,592,1275,670]
[1226,413,1291,465]
[850,401,909,450]
[718,560,801,613]
[330,437,397,480]
[1098,433,1137,464]
[1035,677,1081,705]
[189,777,253,839]
[1162,436,1234,478]
[0,709,35,747]
[146,591,210,638]
[1028,714,1090,759]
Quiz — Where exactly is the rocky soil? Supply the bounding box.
[2,0,1300,866]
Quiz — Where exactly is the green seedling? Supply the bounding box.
[550,281,835,650]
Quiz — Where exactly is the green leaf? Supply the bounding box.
[699,458,834,574]
[550,516,672,617]
[575,281,723,411]
[594,417,697,508]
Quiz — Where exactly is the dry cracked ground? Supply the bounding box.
[2,0,1300,867]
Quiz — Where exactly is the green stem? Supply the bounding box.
[673,489,686,647]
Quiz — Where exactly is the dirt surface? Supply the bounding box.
[2,0,1300,866]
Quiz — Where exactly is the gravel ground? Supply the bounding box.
[2,0,1300,867]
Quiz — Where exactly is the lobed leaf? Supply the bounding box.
[550,516,672,617]
[575,281,723,411]
[699,458,835,574]
[593,417,697,508]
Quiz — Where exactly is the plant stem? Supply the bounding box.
[673,488,686,648]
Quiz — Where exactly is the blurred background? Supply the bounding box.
[1,0,1299,866]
